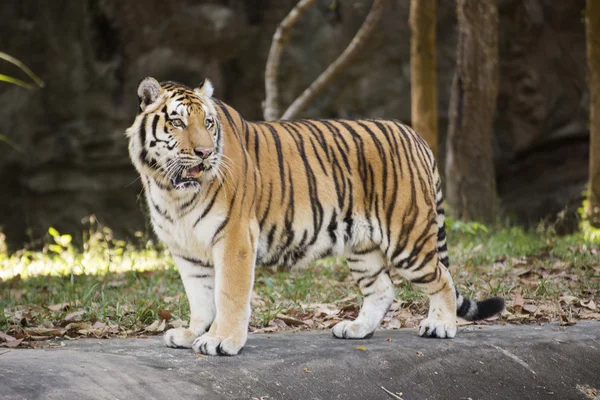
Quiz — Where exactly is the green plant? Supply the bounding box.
[0,52,44,150]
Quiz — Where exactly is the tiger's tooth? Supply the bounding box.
[181,169,189,178]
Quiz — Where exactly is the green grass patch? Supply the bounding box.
[1,219,599,342]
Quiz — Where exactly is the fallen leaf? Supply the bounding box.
[581,300,597,311]
[92,321,107,329]
[64,310,86,322]
[385,337,392,342]
[158,309,173,321]
[522,304,537,314]
[416,351,424,356]
[65,322,93,334]
[356,346,367,351]
[513,293,524,309]
[276,314,305,327]
[47,302,71,312]
[0,332,16,342]
[168,319,187,329]
[23,327,66,337]
[303,367,311,373]
[560,295,578,305]
[0,338,23,348]
[144,319,166,333]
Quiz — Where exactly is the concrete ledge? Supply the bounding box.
[1,322,599,400]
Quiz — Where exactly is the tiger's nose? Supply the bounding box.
[194,147,213,159]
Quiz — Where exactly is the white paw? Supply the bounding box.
[163,328,198,348]
[331,320,375,339]
[191,332,246,356]
[418,318,457,338]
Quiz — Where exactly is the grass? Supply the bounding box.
[1,217,599,345]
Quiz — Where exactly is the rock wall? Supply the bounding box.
[0,0,588,246]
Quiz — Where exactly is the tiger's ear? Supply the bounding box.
[137,77,162,112]
[194,79,214,98]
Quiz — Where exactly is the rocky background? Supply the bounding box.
[0,0,588,246]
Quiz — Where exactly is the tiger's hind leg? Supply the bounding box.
[396,256,457,339]
[332,251,394,339]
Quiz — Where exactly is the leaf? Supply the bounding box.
[48,227,60,237]
[23,327,66,337]
[385,337,392,342]
[0,338,23,348]
[0,332,16,342]
[512,293,524,309]
[385,319,401,329]
[303,367,311,373]
[158,309,172,321]
[276,314,305,327]
[416,351,423,356]
[144,319,166,333]
[559,295,579,305]
[64,310,85,322]
[580,300,597,311]
[522,304,537,314]
[0,74,33,89]
[168,319,187,329]
[0,52,45,88]
[356,346,367,351]
[65,322,92,333]
[47,302,71,312]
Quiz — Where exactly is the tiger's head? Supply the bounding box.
[126,77,223,192]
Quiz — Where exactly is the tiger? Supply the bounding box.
[125,77,504,356]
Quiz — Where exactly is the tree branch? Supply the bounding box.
[264,0,317,121]
[281,0,387,120]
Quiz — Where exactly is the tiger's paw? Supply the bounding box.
[331,320,375,339]
[192,332,246,356]
[164,328,198,348]
[418,318,457,339]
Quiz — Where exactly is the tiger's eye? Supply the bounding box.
[205,116,214,128]
[171,119,185,128]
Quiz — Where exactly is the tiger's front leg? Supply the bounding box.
[164,255,216,348]
[192,222,257,356]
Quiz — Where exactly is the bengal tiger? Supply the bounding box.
[125,77,504,356]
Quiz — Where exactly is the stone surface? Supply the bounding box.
[0,0,589,245]
[1,322,599,400]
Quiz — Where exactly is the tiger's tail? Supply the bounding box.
[433,166,505,321]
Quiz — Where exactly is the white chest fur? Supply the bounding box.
[145,181,225,260]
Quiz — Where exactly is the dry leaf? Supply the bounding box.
[385,337,392,342]
[158,309,173,321]
[144,319,166,332]
[385,319,401,329]
[560,295,579,305]
[168,319,187,329]
[303,367,311,373]
[513,293,524,309]
[24,327,66,336]
[416,351,423,356]
[580,300,597,311]
[0,338,23,348]
[522,304,537,314]
[64,310,85,322]
[47,302,71,312]
[356,346,367,351]
[0,332,16,342]
[276,314,306,327]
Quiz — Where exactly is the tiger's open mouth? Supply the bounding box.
[171,164,207,188]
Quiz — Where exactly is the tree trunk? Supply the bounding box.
[586,0,600,227]
[445,0,499,223]
[409,0,438,158]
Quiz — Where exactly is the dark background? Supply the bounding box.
[0,0,588,246]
